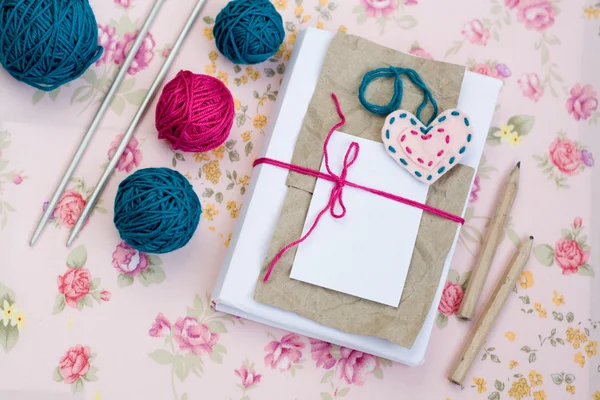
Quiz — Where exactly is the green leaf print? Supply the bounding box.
[507,115,535,136]
[533,244,554,266]
[66,245,87,269]
[0,323,19,353]
[149,349,176,365]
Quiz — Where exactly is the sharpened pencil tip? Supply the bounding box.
[530,235,534,240]
[517,161,521,168]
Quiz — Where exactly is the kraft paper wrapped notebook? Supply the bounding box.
[212,28,502,365]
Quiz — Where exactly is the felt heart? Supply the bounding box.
[381,109,473,185]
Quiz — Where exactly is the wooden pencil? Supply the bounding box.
[449,236,533,386]
[457,162,521,321]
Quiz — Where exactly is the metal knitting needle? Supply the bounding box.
[29,0,166,246]
[66,0,208,247]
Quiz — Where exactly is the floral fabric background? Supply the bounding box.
[0,0,598,399]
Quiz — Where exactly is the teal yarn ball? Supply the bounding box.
[214,0,284,65]
[114,168,202,254]
[0,0,103,92]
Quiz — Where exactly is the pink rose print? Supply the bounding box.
[573,216,582,229]
[100,290,111,302]
[162,48,172,58]
[58,345,91,384]
[12,173,23,185]
[554,238,590,275]
[113,31,156,75]
[309,338,336,370]
[173,317,219,355]
[462,19,490,46]
[54,190,86,229]
[337,348,378,385]
[472,63,500,79]
[108,134,143,173]
[549,137,583,175]
[235,364,262,388]
[438,281,464,316]
[114,0,133,8]
[505,0,520,8]
[97,24,118,65]
[518,73,544,102]
[58,268,91,308]
[469,175,481,203]
[409,46,433,60]
[112,241,149,276]
[264,333,305,371]
[565,84,598,121]
[149,313,172,338]
[516,0,556,31]
[404,0,418,4]
[360,0,398,18]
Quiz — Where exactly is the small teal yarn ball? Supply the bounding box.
[114,168,202,254]
[214,0,284,65]
[0,0,103,92]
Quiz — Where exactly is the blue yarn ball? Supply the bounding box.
[0,0,103,92]
[114,168,202,254]
[214,0,284,65]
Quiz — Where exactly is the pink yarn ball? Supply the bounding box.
[156,70,234,152]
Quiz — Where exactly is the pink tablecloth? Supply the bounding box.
[0,0,598,399]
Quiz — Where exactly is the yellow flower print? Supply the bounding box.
[508,378,531,400]
[12,310,25,331]
[184,172,192,181]
[284,49,292,61]
[234,98,241,110]
[566,384,575,394]
[574,351,585,367]
[66,316,74,331]
[294,5,303,16]
[303,14,312,23]
[245,66,254,74]
[585,340,597,358]
[509,360,519,369]
[202,160,221,184]
[194,152,210,163]
[94,390,102,400]
[203,204,219,221]
[1,300,16,326]
[593,390,600,400]
[566,327,575,342]
[238,175,249,186]
[273,0,287,11]
[494,124,514,143]
[518,270,534,288]
[212,146,225,160]
[528,370,543,387]
[472,377,487,393]
[505,331,516,342]
[204,27,214,40]
[274,42,286,59]
[319,0,328,5]
[338,24,347,33]
[250,70,261,81]
[533,390,546,400]
[288,30,298,46]
[240,75,249,85]
[317,20,324,29]
[584,6,600,19]
[209,51,218,61]
[552,290,565,306]
[242,131,251,142]
[205,62,216,75]
[533,302,547,318]
[508,132,523,146]
[217,71,228,86]
[226,201,240,218]
[253,114,268,129]
[208,226,216,232]
[225,232,232,247]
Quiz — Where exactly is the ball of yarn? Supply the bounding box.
[114,168,202,254]
[0,0,103,92]
[156,70,234,153]
[214,0,285,65]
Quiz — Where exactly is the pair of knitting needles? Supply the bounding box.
[30,0,208,247]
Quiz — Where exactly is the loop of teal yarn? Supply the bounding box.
[114,168,202,254]
[213,0,284,65]
[359,66,439,126]
[0,0,103,92]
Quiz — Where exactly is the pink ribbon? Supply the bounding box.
[254,93,465,282]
